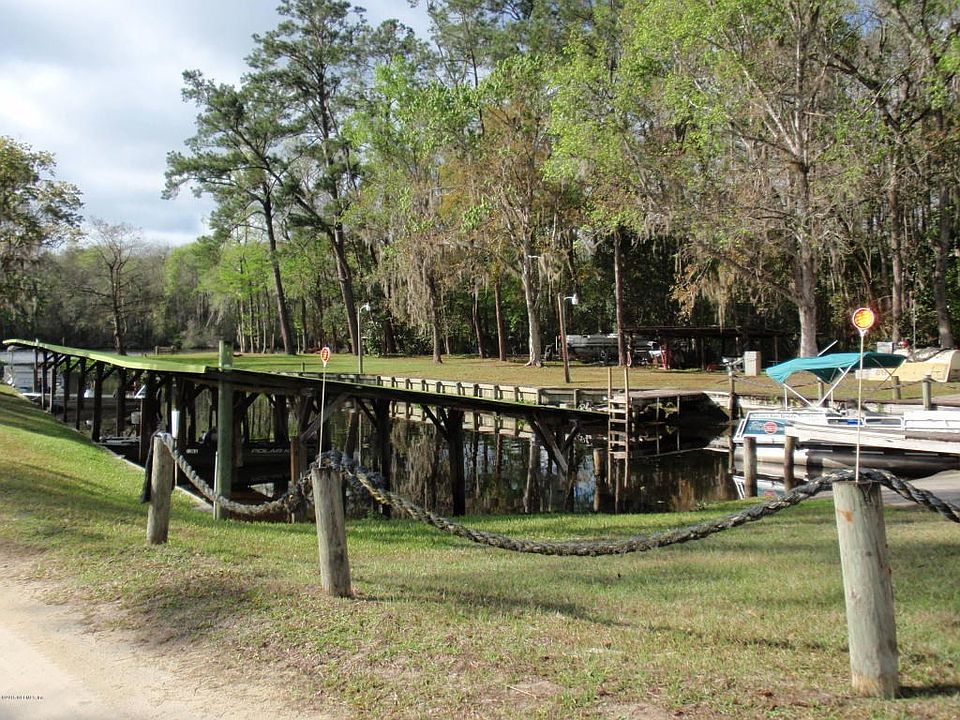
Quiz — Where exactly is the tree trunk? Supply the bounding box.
[428,276,444,364]
[472,286,487,358]
[934,112,955,349]
[794,166,819,358]
[935,183,955,348]
[329,225,358,355]
[520,250,542,366]
[613,228,628,366]
[263,196,295,354]
[887,155,904,344]
[494,277,508,361]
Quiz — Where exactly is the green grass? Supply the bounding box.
[157,349,939,404]
[1,384,958,718]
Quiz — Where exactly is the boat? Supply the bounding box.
[732,351,960,475]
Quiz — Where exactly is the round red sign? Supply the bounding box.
[852,307,876,332]
[319,346,331,366]
[762,421,779,434]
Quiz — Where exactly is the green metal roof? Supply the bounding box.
[3,339,212,375]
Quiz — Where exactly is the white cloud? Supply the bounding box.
[0,0,431,245]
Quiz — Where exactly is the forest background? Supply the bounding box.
[2,0,959,366]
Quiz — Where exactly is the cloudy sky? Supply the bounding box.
[0,0,430,246]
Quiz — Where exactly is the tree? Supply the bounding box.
[249,0,423,357]
[0,136,82,325]
[630,0,855,356]
[166,73,297,354]
[76,220,159,354]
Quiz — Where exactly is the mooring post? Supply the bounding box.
[214,341,234,521]
[921,375,933,410]
[727,371,737,420]
[311,467,352,597]
[833,480,899,698]
[146,435,175,545]
[743,436,758,497]
[783,435,796,491]
[892,375,902,401]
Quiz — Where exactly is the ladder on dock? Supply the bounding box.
[607,366,631,486]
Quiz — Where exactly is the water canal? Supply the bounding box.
[3,348,794,515]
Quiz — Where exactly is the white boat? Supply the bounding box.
[732,352,960,475]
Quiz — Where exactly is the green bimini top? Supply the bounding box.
[764,352,905,385]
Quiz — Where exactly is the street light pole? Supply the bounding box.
[357,303,371,375]
[558,293,578,384]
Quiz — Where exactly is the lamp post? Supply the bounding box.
[558,292,578,384]
[357,303,371,375]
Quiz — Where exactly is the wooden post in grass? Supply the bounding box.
[147,435,175,544]
[742,436,758,496]
[921,375,933,410]
[833,480,899,698]
[311,467,352,597]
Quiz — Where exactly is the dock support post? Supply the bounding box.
[91,363,104,442]
[374,399,392,519]
[115,369,127,437]
[75,359,87,431]
[311,467,352,597]
[833,480,899,698]
[147,435,175,545]
[214,341,234,520]
[921,375,933,410]
[727,371,737,420]
[62,360,71,423]
[138,373,158,463]
[783,435,796,491]
[41,352,49,409]
[892,376,901,401]
[743,436,757,497]
[449,409,466,516]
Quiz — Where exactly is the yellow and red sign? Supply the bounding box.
[852,307,876,334]
[319,346,332,367]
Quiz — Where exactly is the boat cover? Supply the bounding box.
[765,352,905,385]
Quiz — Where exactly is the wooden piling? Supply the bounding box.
[91,363,105,442]
[743,436,757,497]
[75,359,87,431]
[833,480,899,698]
[449,409,466,516]
[727,372,737,420]
[146,435,175,545]
[921,375,933,410]
[783,435,797,491]
[214,341,234,521]
[115,368,127,437]
[311,467,352,597]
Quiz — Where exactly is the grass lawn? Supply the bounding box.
[1,384,958,718]
[159,349,936,404]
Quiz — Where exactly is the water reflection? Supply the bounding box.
[325,408,736,516]
[4,349,740,516]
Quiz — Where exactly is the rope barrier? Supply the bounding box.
[147,433,960,555]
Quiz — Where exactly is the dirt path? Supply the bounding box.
[0,569,327,720]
